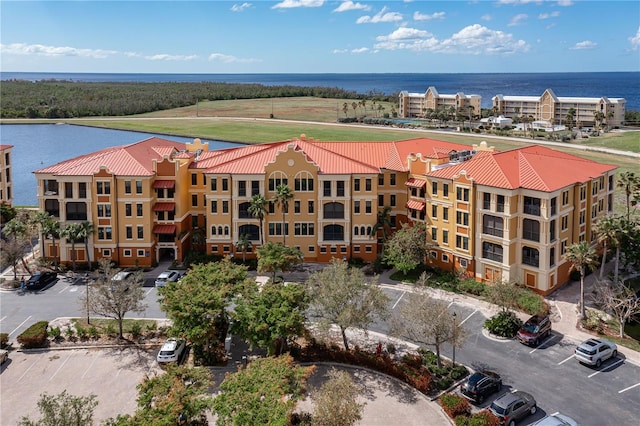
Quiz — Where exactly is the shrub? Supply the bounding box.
[386,343,396,354]
[17,321,49,348]
[104,323,118,338]
[484,311,522,338]
[65,327,76,339]
[435,377,453,390]
[88,326,100,339]
[49,326,62,341]
[129,321,143,338]
[582,310,604,333]
[76,325,88,340]
[450,365,468,380]
[516,291,546,315]
[439,393,471,419]
[0,333,9,348]
[459,279,487,296]
[455,410,502,426]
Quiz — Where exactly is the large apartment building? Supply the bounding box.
[0,144,13,206]
[493,88,626,128]
[399,87,482,119]
[34,136,616,295]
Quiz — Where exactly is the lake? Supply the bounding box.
[0,124,243,206]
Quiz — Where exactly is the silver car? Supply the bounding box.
[489,391,537,426]
[533,413,579,426]
[574,338,617,368]
[154,270,182,287]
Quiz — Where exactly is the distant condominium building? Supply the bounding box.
[34,136,616,295]
[0,144,13,206]
[493,88,626,128]
[399,87,482,119]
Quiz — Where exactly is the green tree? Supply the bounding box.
[564,242,599,320]
[274,184,294,245]
[232,281,309,355]
[30,211,55,262]
[256,241,303,283]
[60,222,85,272]
[78,221,95,270]
[236,233,252,263]
[248,194,268,245]
[18,390,98,426]
[593,215,620,279]
[369,205,392,255]
[617,171,640,221]
[106,365,213,426]
[43,218,61,270]
[81,259,146,339]
[3,216,33,276]
[212,355,315,426]
[158,258,252,365]
[0,203,17,225]
[307,258,389,350]
[383,222,430,275]
[311,369,365,426]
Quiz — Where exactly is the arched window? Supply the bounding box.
[354,226,359,236]
[323,202,344,219]
[294,171,314,192]
[523,219,540,242]
[366,226,372,236]
[522,246,539,267]
[239,224,260,241]
[218,226,223,235]
[224,226,230,236]
[268,171,288,192]
[239,202,252,219]
[324,224,344,241]
[361,226,366,236]
[211,226,217,235]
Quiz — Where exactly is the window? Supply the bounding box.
[324,202,344,219]
[211,200,218,213]
[125,181,131,194]
[239,224,260,241]
[442,229,449,244]
[579,210,585,225]
[222,178,229,191]
[483,215,503,237]
[456,235,469,250]
[443,184,449,197]
[223,201,229,214]
[432,182,438,196]
[550,219,556,242]
[442,254,449,262]
[97,181,111,195]
[323,181,331,197]
[66,202,87,221]
[561,215,568,231]
[354,201,360,214]
[123,249,132,257]
[308,200,314,214]
[365,201,372,214]
[592,181,598,196]
[97,204,112,218]
[524,196,541,216]
[78,182,87,198]
[497,195,505,213]
[268,176,287,191]
[378,174,384,185]
[137,249,145,257]
[251,180,260,196]
[431,227,437,241]
[323,224,344,241]
[456,211,469,226]
[65,182,73,198]
[579,186,586,201]
[337,181,345,197]
[365,179,372,191]
[294,200,301,214]
[137,226,144,239]
[550,197,557,216]
[210,178,217,191]
[125,203,132,217]
[608,175,614,191]
[136,203,143,217]
[561,240,567,255]
[238,202,251,218]
[550,247,556,267]
[102,249,111,257]
[522,246,540,267]
[456,187,469,202]
[432,205,438,219]
[269,201,275,214]
[354,179,360,191]
[98,227,112,240]
[483,192,491,209]
[136,180,142,194]
[562,190,569,205]
[238,181,246,197]
[126,226,133,239]
[191,174,197,185]
[390,174,396,185]
[482,242,503,262]
[378,194,384,206]
[268,223,289,236]
[523,219,540,241]
[294,223,315,236]
[443,207,449,221]
[192,194,198,207]
[294,177,313,192]
[390,195,396,207]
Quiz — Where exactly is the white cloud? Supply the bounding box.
[373,24,530,55]
[145,54,198,61]
[357,6,403,24]
[538,11,560,19]
[570,40,597,50]
[231,3,252,12]
[508,13,528,26]
[497,0,542,4]
[208,53,260,63]
[272,0,323,9]
[333,1,370,12]
[481,14,492,21]
[629,26,640,50]
[413,11,445,21]
[556,0,574,6]
[0,42,117,58]
[351,47,369,53]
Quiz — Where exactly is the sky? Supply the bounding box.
[1,0,639,74]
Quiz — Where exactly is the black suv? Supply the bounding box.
[460,371,502,404]
[517,314,551,346]
[26,271,57,291]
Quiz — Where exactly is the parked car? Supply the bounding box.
[154,270,182,287]
[533,413,579,426]
[157,338,186,364]
[574,338,617,367]
[460,370,502,404]
[489,391,537,426]
[0,349,8,365]
[25,271,57,290]
[517,314,551,346]
[112,271,133,281]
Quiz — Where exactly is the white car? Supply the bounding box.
[154,270,182,287]
[574,338,617,368]
[534,413,579,426]
[157,338,186,364]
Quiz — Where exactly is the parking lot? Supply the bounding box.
[0,347,162,425]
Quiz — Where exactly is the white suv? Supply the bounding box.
[157,338,186,364]
[575,338,617,367]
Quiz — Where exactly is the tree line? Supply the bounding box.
[0,79,396,119]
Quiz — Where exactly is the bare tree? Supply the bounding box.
[594,280,640,338]
[486,280,522,313]
[311,369,365,426]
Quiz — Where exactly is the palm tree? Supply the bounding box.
[42,218,61,270]
[274,184,293,246]
[78,221,95,270]
[467,105,475,128]
[564,242,599,320]
[565,107,576,131]
[370,206,393,255]
[617,171,640,221]
[593,215,619,279]
[236,233,252,263]
[31,211,55,261]
[61,222,85,272]
[248,194,268,245]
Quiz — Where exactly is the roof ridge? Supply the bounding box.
[517,151,550,191]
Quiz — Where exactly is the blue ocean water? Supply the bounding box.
[2,72,638,110]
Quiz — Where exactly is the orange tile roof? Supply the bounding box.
[34,137,184,177]
[427,145,617,192]
[0,144,14,150]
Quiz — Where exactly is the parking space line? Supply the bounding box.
[529,333,561,354]
[458,310,477,327]
[588,359,624,378]
[447,301,455,308]
[145,288,155,297]
[9,315,32,336]
[17,357,39,384]
[618,383,640,393]
[558,354,574,365]
[81,352,99,379]
[58,285,72,294]
[391,291,405,310]
[0,315,6,323]
[49,353,72,381]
